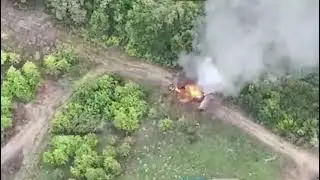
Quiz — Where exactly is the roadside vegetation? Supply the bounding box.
[42,0,319,148]
[236,72,319,148]
[0,47,78,143]
[1,50,42,140]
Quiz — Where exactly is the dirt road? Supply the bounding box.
[1,1,318,180]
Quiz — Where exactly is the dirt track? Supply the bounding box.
[1,1,319,180]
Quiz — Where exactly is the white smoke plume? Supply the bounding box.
[179,0,319,96]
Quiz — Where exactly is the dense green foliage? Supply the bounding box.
[1,51,42,138]
[43,47,77,76]
[237,73,319,147]
[110,82,147,132]
[1,50,20,65]
[43,74,147,179]
[45,0,202,67]
[51,75,147,134]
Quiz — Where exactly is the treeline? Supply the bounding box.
[44,0,202,67]
[43,0,319,147]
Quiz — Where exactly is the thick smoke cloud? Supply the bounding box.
[179,0,319,96]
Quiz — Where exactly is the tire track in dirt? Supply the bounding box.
[1,1,318,180]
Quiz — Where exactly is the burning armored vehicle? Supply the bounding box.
[168,71,216,111]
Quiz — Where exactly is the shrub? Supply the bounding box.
[1,96,13,133]
[43,135,83,165]
[103,156,122,176]
[51,75,118,134]
[2,66,31,100]
[117,142,131,158]
[85,168,110,180]
[158,118,174,132]
[22,61,42,92]
[43,47,77,76]
[103,145,117,158]
[123,136,135,145]
[106,135,118,146]
[70,147,100,178]
[111,82,147,132]
[43,134,98,167]
[1,61,42,136]
[1,50,19,65]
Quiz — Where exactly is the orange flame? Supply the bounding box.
[169,83,204,103]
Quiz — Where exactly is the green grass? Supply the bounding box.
[120,119,286,180]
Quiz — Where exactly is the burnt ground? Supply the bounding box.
[1,1,319,180]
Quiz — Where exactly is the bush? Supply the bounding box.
[22,61,42,92]
[1,50,19,65]
[43,47,77,76]
[70,147,100,178]
[43,133,99,178]
[103,145,117,158]
[85,168,110,180]
[2,66,32,100]
[111,82,147,132]
[43,135,83,165]
[158,118,174,132]
[51,75,119,134]
[1,96,13,135]
[117,142,131,158]
[123,136,135,145]
[103,156,122,176]
[106,135,118,146]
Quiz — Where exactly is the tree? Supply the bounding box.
[45,0,88,25]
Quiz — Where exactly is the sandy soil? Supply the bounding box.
[1,1,318,180]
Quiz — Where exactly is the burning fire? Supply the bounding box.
[169,82,204,103]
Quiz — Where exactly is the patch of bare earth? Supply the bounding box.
[1,1,318,180]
